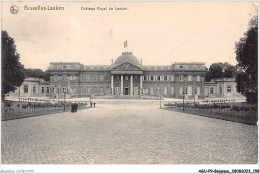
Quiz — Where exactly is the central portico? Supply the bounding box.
[110,52,143,95]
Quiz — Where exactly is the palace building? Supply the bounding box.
[7,51,246,100]
[48,52,206,99]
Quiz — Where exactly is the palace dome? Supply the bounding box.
[114,52,141,65]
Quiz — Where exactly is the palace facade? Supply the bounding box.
[48,52,206,99]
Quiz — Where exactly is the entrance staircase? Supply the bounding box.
[112,95,141,99]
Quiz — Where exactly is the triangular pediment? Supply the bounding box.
[112,62,142,71]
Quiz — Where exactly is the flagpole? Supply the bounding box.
[124,40,128,53]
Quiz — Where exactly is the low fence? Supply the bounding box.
[164,102,258,125]
[2,100,88,121]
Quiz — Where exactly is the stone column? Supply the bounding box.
[130,75,133,95]
[140,75,143,95]
[120,75,123,95]
[111,75,114,95]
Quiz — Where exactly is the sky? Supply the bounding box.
[2,1,258,71]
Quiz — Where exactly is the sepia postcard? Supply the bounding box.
[1,1,259,173]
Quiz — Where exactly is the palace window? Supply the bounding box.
[160,76,163,81]
[164,87,167,94]
[197,87,200,95]
[171,87,174,94]
[210,87,214,94]
[171,76,174,81]
[62,75,67,81]
[97,75,100,81]
[33,87,36,93]
[100,75,104,81]
[42,87,45,93]
[164,76,168,81]
[89,75,93,81]
[63,88,68,94]
[157,87,160,94]
[80,87,83,93]
[157,76,160,81]
[188,75,192,82]
[179,87,183,95]
[150,87,154,95]
[47,87,49,93]
[54,75,58,81]
[151,76,154,81]
[143,87,148,94]
[196,76,201,81]
[219,86,222,94]
[179,75,183,82]
[227,86,232,94]
[144,76,147,81]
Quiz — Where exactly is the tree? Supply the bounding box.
[1,31,25,100]
[205,62,237,82]
[205,63,223,81]
[235,16,258,104]
[24,68,50,81]
[223,65,237,78]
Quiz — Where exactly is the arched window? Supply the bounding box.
[179,87,183,95]
[187,85,192,95]
[171,87,174,95]
[24,85,28,93]
[227,86,232,94]
[164,87,167,94]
